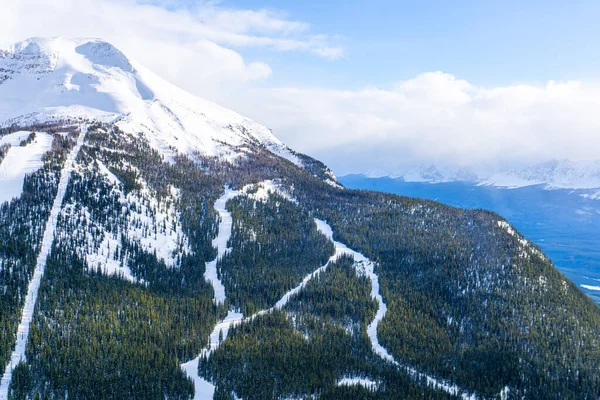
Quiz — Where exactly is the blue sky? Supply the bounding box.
[3,0,600,175]
[224,0,600,89]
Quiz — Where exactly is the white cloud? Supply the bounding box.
[226,72,600,176]
[1,1,597,177]
[0,0,340,100]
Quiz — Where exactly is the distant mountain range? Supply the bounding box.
[367,159,600,190]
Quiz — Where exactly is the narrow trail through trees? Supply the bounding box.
[0,127,87,400]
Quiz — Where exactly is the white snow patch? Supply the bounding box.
[325,178,343,189]
[0,126,85,398]
[497,220,546,261]
[58,161,188,282]
[265,143,303,169]
[581,190,600,200]
[337,377,379,390]
[0,131,35,146]
[241,180,296,204]
[95,159,120,185]
[0,132,53,204]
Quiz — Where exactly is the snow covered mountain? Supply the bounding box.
[2,37,600,400]
[366,160,600,190]
[0,37,335,178]
[367,164,478,183]
[482,159,600,189]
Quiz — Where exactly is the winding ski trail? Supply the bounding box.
[181,192,475,399]
[182,189,242,399]
[203,189,239,305]
[0,128,87,400]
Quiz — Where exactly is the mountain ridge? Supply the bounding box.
[0,37,339,185]
[363,159,600,190]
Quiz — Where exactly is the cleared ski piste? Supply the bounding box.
[202,189,240,305]
[0,131,54,205]
[182,191,475,400]
[0,128,87,399]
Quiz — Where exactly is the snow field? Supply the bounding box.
[0,37,304,171]
[0,132,54,205]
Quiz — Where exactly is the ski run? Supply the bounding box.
[182,186,476,399]
[0,127,87,400]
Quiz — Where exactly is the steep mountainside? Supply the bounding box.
[0,38,599,400]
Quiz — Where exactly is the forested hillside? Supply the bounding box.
[2,122,600,400]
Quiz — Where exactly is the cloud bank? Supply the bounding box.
[0,0,341,100]
[1,0,599,177]
[230,73,600,176]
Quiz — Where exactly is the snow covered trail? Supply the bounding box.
[312,219,396,361]
[181,310,244,400]
[182,188,243,400]
[203,189,240,305]
[182,204,476,399]
[312,219,476,400]
[0,128,87,400]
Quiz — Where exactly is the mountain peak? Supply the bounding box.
[0,36,326,177]
[0,37,133,78]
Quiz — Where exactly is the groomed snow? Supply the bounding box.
[0,132,54,205]
[312,219,396,362]
[0,127,86,399]
[181,310,244,400]
[204,189,240,305]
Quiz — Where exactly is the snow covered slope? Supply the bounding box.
[0,131,53,204]
[0,37,305,166]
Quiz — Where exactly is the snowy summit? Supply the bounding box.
[0,37,304,165]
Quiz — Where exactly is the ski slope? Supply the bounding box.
[203,189,240,305]
[182,188,244,399]
[0,127,86,399]
[0,131,54,205]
